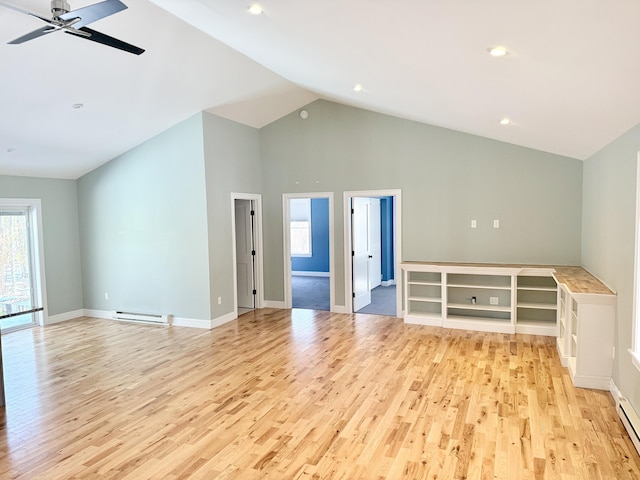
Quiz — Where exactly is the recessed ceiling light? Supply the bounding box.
[499,117,511,125]
[353,84,363,92]
[247,4,263,15]
[72,103,84,109]
[487,46,508,57]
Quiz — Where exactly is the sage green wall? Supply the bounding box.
[260,100,583,305]
[0,175,83,316]
[77,114,212,320]
[582,122,640,412]
[202,112,261,318]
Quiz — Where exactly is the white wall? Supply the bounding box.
[582,122,640,411]
[77,113,212,321]
[260,99,583,306]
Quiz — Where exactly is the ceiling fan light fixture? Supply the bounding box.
[499,117,511,125]
[488,46,508,57]
[247,4,263,15]
[353,84,363,92]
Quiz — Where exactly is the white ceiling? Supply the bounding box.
[3,0,640,179]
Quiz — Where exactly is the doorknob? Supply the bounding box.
[368,255,373,258]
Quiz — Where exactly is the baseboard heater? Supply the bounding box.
[112,311,171,325]
[618,397,640,454]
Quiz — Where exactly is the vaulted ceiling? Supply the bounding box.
[2,0,640,179]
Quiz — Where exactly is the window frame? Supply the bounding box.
[289,198,312,258]
[631,152,640,371]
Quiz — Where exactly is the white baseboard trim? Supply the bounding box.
[84,309,214,330]
[172,316,214,329]
[46,309,85,325]
[381,279,396,287]
[332,305,348,314]
[292,271,330,277]
[610,378,621,405]
[264,300,286,309]
[210,311,237,329]
[83,309,111,319]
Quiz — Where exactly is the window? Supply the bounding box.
[290,198,312,257]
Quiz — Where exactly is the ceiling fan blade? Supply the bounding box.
[7,25,57,44]
[57,0,127,29]
[67,26,144,55]
[0,1,58,24]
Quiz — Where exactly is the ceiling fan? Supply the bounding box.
[0,0,144,55]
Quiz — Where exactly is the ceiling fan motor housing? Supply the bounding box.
[51,0,70,18]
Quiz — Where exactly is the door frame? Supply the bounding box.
[344,189,402,317]
[230,193,264,317]
[283,192,335,310]
[0,198,47,328]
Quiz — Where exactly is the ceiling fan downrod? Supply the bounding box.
[51,0,70,18]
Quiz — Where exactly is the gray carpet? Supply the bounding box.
[292,276,397,316]
[292,275,330,311]
[357,285,397,316]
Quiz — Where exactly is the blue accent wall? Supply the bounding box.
[381,196,394,282]
[291,198,330,273]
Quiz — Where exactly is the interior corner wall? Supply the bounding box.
[0,175,83,316]
[582,122,640,414]
[77,113,212,321]
[259,99,583,306]
[202,112,262,318]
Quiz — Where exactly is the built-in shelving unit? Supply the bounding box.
[515,273,558,335]
[401,263,557,336]
[404,269,442,326]
[556,285,570,365]
[445,273,514,333]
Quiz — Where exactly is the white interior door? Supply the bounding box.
[369,198,382,290]
[235,199,255,309]
[352,197,371,311]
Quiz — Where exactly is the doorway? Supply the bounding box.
[231,193,263,317]
[0,200,46,333]
[345,190,402,317]
[283,193,334,311]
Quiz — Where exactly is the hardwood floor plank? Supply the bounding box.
[0,309,639,479]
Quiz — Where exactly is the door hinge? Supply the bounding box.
[352,250,355,257]
[253,289,257,295]
[252,250,256,256]
[351,208,354,215]
[352,292,356,298]
[250,210,255,216]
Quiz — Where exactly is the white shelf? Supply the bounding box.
[516,321,557,336]
[447,302,511,313]
[517,302,557,310]
[448,283,511,290]
[404,312,442,326]
[517,286,557,292]
[408,296,441,303]
[407,281,441,286]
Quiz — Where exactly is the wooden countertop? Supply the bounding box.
[400,262,614,296]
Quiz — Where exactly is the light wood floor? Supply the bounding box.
[1,309,639,479]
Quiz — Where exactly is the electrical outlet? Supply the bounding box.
[217,297,222,305]
[489,297,499,305]
[471,219,477,228]
[104,292,109,300]
[493,219,500,228]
